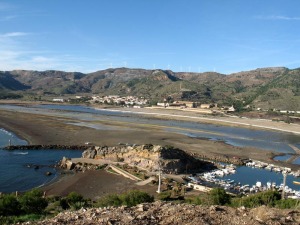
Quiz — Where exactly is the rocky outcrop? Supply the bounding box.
[59,157,75,170]
[81,144,214,174]
[24,201,300,225]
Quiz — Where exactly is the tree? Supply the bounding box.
[232,100,244,112]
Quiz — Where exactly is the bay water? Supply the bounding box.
[0,129,82,193]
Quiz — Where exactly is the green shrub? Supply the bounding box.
[10,214,44,224]
[45,200,63,215]
[96,190,154,207]
[95,194,123,207]
[231,190,281,208]
[158,191,172,201]
[276,198,300,209]
[60,192,88,210]
[185,196,202,205]
[0,194,21,216]
[208,188,231,205]
[19,189,48,214]
[120,190,154,207]
[259,190,281,206]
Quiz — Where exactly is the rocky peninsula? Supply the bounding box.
[79,144,215,174]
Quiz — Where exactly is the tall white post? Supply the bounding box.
[282,172,287,200]
[157,157,161,193]
[157,168,161,193]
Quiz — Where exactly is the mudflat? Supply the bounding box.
[0,103,299,198]
[0,108,278,161]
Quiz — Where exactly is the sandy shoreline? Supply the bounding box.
[0,102,299,198]
[104,106,300,135]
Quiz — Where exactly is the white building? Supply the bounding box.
[52,98,64,102]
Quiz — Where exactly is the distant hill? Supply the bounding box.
[0,71,30,91]
[0,67,299,110]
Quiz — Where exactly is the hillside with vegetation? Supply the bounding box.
[0,67,299,110]
[1,188,299,224]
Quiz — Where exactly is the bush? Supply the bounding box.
[0,194,21,216]
[158,191,172,201]
[208,188,231,205]
[95,194,123,207]
[96,190,154,207]
[259,190,281,206]
[19,189,48,214]
[120,190,154,207]
[9,214,44,224]
[60,192,88,210]
[276,198,299,209]
[185,196,202,205]
[231,191,281,208]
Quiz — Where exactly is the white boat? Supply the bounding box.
[265,165,273,170]
[273,167,282,173]
[256,181,262,187]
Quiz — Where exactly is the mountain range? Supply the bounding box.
[0,67,299,110]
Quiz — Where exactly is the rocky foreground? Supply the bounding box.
[23,201,300,225]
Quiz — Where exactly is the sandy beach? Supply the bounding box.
[0,101,299,198]
[43,170,158,200]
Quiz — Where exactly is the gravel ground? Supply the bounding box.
[22,201,300,225]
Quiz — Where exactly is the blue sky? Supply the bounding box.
[1,0,300,74]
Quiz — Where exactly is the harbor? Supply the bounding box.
[187,160,300,199]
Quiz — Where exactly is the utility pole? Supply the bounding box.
[282,172,287,200]
[157,168,161,193]
[157,157,162,193]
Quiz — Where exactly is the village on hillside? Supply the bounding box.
[51,94,300,116]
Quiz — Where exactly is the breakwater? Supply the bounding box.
[4,145,90,150]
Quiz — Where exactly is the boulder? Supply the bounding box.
[45,171,52,176]
[82,149,96,159]
[66,160,75,170]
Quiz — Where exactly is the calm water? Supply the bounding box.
[274,154,293,161]
[273,154,300,165]
[0,129,82,193]
[220,166,300,191]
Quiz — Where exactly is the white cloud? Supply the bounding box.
[0,32,29,38]
[255,15,300,21]
[32,56,53,63]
